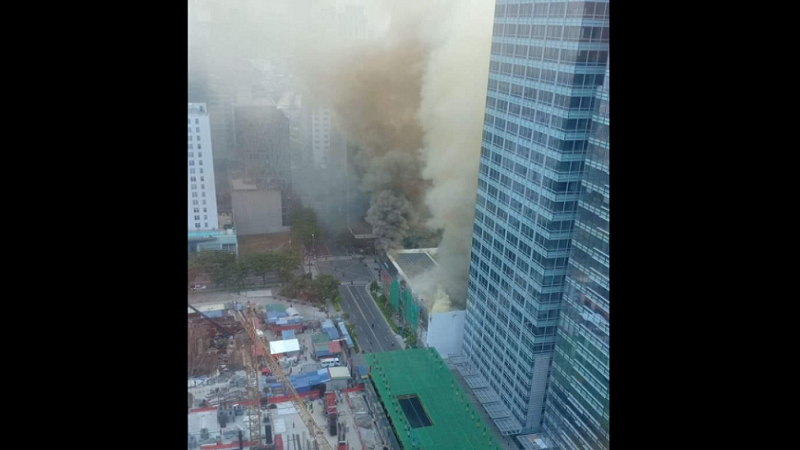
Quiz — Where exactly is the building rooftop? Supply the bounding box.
[188,303,227,314]
[188,103,208,115]
[269,338,300,355]
[387,249,439,288]
[188,229,237,240]
[328,366,350,379]
[365,348,502,450]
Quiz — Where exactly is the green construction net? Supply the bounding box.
[401,291,419,331]
[390,279,400,312]
[365,349,502,450]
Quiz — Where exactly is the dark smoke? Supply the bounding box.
[366,191,417,251]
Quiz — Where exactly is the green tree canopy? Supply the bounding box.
[290,207,319,248]
[313,274,341,302]
[244,253,279,285]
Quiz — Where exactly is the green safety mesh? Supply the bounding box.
[390,279,400,311]
[365,349,502,450]
[401,291,419,331]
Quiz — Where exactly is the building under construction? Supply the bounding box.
[379,249,466,359]
[365,348,502,450]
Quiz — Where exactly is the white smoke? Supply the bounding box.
[189,0,495,310]
[417,0,494,308]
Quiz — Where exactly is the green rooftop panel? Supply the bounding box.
[365,348,502,450]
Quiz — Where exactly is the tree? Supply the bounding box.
[245,253,278,285]
[335,230,357,253]
[290,207,319,248]
[230,261,250,293]
[275,249,301,282]
[369,281,379,296]
[314,274,341,302]
[190,251,237,287]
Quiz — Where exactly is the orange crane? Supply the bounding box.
[237,306,334,450]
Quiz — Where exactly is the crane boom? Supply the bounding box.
[237,307,334,450]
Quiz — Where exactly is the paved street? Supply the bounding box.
[311,233,399,354]
[315,258,376,285]
[339,284,402,354]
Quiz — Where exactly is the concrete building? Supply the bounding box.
[311,106,333,168]
[461,0,610,437]
[380,249,466,358]
[188,103,219,231]
[230,178,289,236]
[188,229,238,254]
[233,104,292,227]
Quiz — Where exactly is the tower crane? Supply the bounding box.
[237,306,334,450]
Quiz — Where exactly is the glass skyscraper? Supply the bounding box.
[542,59,609,450]
[460,0,609,437]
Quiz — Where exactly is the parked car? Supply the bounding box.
[191,285,207,290]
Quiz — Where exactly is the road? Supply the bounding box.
[339,284,400,354]
[315,258,376,285]
[314,233,400,354]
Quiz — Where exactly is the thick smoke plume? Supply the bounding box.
[190,0,493,310]
[366,191,417,251]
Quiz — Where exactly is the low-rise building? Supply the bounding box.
[365,348,502,450]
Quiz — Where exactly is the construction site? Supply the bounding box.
[364,348,502,450]
[188,295,391,450]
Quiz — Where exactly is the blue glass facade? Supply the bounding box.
[461,0,609,435]
[542,58,609,450]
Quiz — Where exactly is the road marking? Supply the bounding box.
[347,286,384,352]
[352,285,377,322]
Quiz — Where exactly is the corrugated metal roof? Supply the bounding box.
[312,334,331,343]
[325,328,340,340]
[269,339,300,354]
[328,367,350,379]
[393,252,437,280]
[188,303,227,314]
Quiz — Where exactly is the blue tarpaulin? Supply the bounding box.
[338,321,354,348]
[325,328,340,340]
[282,330,296,339]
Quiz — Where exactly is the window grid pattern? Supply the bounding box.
[543,51,609,450]
[464,0,609,436]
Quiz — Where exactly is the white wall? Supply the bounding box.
[425,310,466,358]
[231,188,288,235]
[188,103,220,231]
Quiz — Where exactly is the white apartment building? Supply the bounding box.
[311,106,332,168]
[188,103,219,231]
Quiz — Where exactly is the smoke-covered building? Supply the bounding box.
[379,249,466,358]
[291,99,349,232]
[233,104,292,227]
[460,0,610,438]
[188,103,219,231]
[230,178,289,236]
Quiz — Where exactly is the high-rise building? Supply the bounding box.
[188,103,219,231]
[311,106,333,168]
[542,58,609,450]
[460,0,609,437]
[233,104,292,227]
